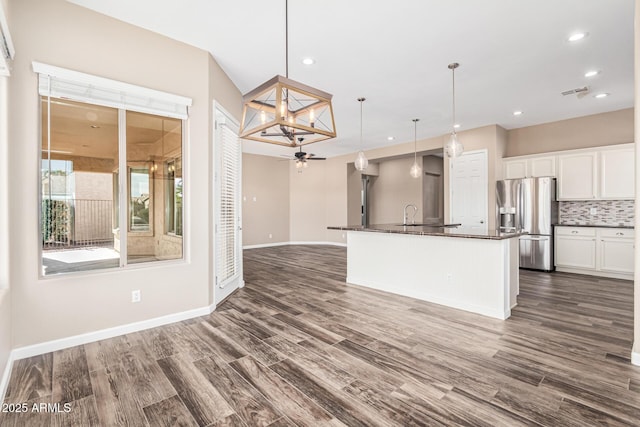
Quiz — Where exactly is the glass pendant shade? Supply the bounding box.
[409,161,421,178]
[409,160,421,178]
[445,131,464,158]
[445,62,464,158]
[410,118,421,178]
[355,150,368,171]
[354,97,368,171]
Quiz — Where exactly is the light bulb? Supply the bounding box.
[295,160,303,169]
[280,100,287,118]
[354,150,368,171]
[303,161,309,168]
[410,161,422,178]
[309,109,315,127]
[260,110,266,124]
[445,132,464,158]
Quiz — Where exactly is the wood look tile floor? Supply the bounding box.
[2,245,639,426]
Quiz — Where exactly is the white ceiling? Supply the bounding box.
[68,0,634,158]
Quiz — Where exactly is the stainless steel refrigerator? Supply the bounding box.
[496,177,558,271]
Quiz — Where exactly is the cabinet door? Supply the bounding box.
[555,235,596,269]
[503,159,527,179]
[600,238,634,273]
[600,148,634,199]
[557,152,598,200]
[530,156,556,177]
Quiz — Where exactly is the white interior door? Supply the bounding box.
[214,106,243,305]
[451,150,488,230]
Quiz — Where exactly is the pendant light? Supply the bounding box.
[354,97,369,171]
[445,62,464,158]
[409,118,422,178]
[239,0,336,147]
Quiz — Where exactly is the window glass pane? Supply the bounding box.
[126,111,183,264]
[41,97,119,275]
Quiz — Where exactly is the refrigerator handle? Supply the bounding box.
[518,182,524,230]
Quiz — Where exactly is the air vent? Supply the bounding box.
[561,86,589,96]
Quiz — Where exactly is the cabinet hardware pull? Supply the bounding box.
[571,230,578,234]
[616,232,623,236]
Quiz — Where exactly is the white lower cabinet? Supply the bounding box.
[599,229,635,273]
[555,226,634,279]
[555,227,596,270]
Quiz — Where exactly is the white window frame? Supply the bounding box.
[36,63,191,277]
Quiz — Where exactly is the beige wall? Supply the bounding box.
[506,108,634,157]
[8,0,240,347]
[369,156,423,224]
[242,153,290,246]
[289,159,329,242]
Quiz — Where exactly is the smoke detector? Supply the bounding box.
[561,86,590,98]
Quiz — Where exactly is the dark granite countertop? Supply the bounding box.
[554,224,634,229]
[328,224,527,240]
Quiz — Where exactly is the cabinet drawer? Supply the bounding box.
[555,227,596,237]
[599,228,635,239]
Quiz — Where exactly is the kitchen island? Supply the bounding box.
[328,224,525,319]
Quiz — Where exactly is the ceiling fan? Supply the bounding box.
[281,138,326,169]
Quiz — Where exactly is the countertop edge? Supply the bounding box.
[327,226,526,240]
[554,224,634,229]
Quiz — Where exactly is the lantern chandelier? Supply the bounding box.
[239,0,337,147]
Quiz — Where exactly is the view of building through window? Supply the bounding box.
[40,98,183,275]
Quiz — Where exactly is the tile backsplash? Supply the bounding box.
[559,200,634,226]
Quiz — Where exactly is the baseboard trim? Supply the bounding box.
[0,352,14,404]
[632,343,640,366]
[243,241,346,249]
[11,304,214,362]
[242,242,291,249]
[555,267,633,281]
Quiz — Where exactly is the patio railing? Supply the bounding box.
[42,198,114,250]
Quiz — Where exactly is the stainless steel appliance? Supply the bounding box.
[496,177,558,271]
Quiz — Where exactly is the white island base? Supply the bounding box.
[346,230,519,320]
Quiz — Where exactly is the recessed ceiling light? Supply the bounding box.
[568,32,587,42]
[513,111,523,116]
[387,136,394,141]
[584,70,600,78]
[594,93,609,99]
[453,124,461,129]
[302,57,315,65]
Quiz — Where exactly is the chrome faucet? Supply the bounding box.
[403,204,418,225]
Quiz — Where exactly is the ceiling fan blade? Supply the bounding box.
[308,157,326,160]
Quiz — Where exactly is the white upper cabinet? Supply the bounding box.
[557,152,598,200]
[529,156,556,177]
[503,156,556,179]
[599,148,635,199]
[503,144,633,200]
[503,159,528,179]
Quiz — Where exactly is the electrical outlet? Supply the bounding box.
[131,290,141,303]
[446,273,452,282]
[269,233,273,239]
[590,207,597,215]
[342,233,346,239]
[253,196,257,202]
